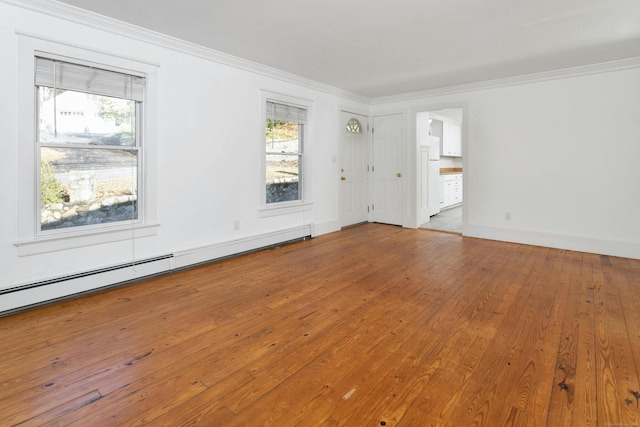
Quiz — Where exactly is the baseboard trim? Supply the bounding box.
[0,255,173,296]
[172,224,312,269]
[311,219,341,237]
[0,256,174,315]
[464,224,640,260]
[1,224,314,316]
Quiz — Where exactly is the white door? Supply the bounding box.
[340,112,369,227]
[373,114,403,225]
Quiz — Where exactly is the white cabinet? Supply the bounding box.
[442,121,461,157]
[440,173,463,208]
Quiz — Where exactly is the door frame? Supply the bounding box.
[410,102,468,232]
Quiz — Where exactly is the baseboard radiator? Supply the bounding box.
[1,225,312,316]
[0,255,175,316]
[0,255,174,297]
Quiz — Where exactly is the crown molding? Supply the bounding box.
[2,0,371,104]
[372,56,640,105]
[5,0,638,107]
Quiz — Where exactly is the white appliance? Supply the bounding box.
[418,112,442,224]
[426,135,441,217]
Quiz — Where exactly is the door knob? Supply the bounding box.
[396,173,402,178]
[341,177,346,181]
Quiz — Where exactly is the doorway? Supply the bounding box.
[418,108,464,233]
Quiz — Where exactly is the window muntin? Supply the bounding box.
[346,118,362,134]
[36,57,144,232]
[265,101,306,204]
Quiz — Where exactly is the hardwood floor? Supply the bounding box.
[2,223,640,426]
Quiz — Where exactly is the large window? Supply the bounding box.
[35,57,145,232]
[265,101,306,204]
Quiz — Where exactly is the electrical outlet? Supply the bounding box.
[233,220,240,230]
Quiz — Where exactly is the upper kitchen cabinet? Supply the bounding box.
[442,120,462,157]
[427,113,462,158]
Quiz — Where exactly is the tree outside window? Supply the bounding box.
[36,57,144,231]
[265,101,306,204]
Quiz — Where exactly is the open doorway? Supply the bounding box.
[417,108,464,233]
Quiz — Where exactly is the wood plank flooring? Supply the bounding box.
[2,223,640,426]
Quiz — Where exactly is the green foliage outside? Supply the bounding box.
[266,119,299,140]
[97,96,134,128]
[41,161,68,204]
[266,119,284,131]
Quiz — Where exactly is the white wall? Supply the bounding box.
[373,65,640,259]
[0,1,368,312]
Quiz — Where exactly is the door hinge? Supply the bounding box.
[371,165,375,172]
[372,204,375,211]
[367,206,370,213]
[367,165,370,172]
[367,123,370,132]
[371,127,374,134]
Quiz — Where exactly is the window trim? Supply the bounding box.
[259,91,313,213]
[36,72,143,236]
[14,34,159,256]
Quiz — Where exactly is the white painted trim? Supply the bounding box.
[0,256,173,314]
[259,202,314,218]
[14,223,161,256]
[2,0,369,103]
[14,33,160,256]
[172,224,313,269]
[2,224,319,314]
[409,101,469,234]
[464,224,640,260]
[5,0,639,106]
[372,56,640,104]
[312,219,341,237]
[260,90,314,210]
[337,105,372,120]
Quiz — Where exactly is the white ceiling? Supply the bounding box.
[55,0,640,98]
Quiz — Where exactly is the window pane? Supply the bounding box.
[40,146,138,230]
[266,120,301,153]
[266,154,300,203]
[346,118,361,133]
[38,87,136,146]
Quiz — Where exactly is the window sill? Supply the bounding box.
[14,223,160,256]
[259,201,313,218]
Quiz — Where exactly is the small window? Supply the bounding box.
[265,101,307,204]
[346,118,361,134]
[36,57,145,232]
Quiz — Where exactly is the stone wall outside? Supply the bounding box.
[41,195,137,230]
